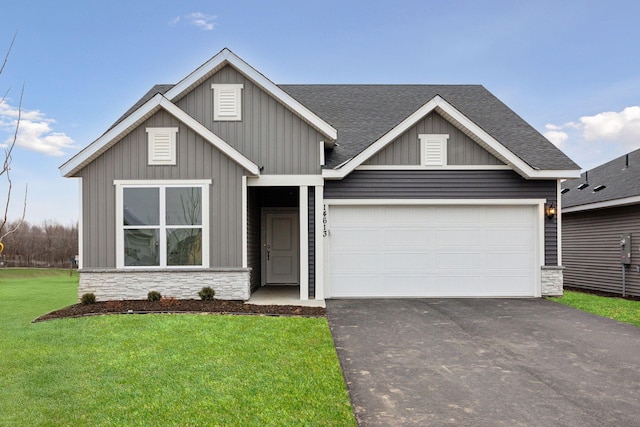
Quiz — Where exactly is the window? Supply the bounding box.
[419,134,449,166]
[115,180,211,268]
[211,84,244,121]
[147,127,178,165]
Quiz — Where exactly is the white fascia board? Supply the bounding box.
[60,93,165,177]
[323,95,580,180]
[158,98,260,175]
[563,195,640,213]
[165,48,337,141]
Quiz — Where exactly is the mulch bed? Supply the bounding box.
[34,299,326,322]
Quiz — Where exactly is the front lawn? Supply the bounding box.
[0,269,355,426]
[549,290,640,328]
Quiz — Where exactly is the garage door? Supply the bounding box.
[328,205,538,297]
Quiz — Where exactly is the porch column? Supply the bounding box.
[314,185,324,300]
[299,186,309,300]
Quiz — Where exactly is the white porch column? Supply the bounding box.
[299,186,309,300]
[314,185,325,300]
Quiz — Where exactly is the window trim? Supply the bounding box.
[211,83,244,121]
[147,127,178,165]
[419,134,449,166]
[114,180,211,269]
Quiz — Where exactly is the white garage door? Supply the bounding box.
[328,205,539,297]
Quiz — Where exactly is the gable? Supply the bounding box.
[175,65,328,175]
[364,112,504,167]
[60,94,259,177]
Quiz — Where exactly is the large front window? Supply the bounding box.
[116,181,210,268]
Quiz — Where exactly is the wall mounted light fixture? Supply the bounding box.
[545,203,557,220]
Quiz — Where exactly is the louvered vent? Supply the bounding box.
[419,134,449,166]
[147,127,178,165]
[212,84,243,121]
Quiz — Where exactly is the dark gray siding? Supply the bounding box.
[365,112,503,166]
[308,187,315,298]
[247,188,261,292]
[563,204,640,297]
[325,170,558,265]
[176,65,325,175]
[79,109,246,268]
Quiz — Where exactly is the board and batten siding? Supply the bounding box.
[176,65,326,175]
[324,170,558,265]
[563,204,640,297]
[365,112,504,166]
[77,109,246,269]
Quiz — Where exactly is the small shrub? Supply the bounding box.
[81,293,96,305]
[198,286,215,301]
[147,291,162,302]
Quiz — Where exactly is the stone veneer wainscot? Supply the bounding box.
[541,266,564,297]
[78,268,251,302]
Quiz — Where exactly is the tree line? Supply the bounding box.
[1,221,78,268]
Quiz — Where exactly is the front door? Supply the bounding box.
[264,210,299,285]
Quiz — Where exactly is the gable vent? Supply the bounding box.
[147,127,178,165]
[212,84,243,121]
[419,134,449,166]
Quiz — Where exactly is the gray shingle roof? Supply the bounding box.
[279,85,578,170]
[113,83,578,171]
[562,147,640,209]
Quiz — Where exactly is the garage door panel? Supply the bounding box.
[435,253,486,269]
[385,253,435,270]
[329,205,538,297]
[383,229,432,245]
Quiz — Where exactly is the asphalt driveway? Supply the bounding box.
[326,298,640,426]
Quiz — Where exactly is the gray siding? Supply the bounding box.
[563,204,640,297]
[308,187,315,298]
[325,170,558,265]
[247,188,261,292]
[365,112,503,166]
[79,109,246,269]
[176,65,325,175]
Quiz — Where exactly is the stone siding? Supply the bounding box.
[541,266,564,296]
[78,268,251,302]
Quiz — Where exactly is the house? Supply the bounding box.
[60,48,580,302]
[562,148,640,297]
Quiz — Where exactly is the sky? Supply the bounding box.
[1,0,639,224]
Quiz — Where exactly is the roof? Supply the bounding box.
[62,49,580,179]
[562,147,640,212]
[279,85,579,172]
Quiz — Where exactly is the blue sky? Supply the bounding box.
[1,0,639,223]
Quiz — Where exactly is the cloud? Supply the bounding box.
[543,128,568,147]
[170,12,217,31]
[0,100,76,156]
[580,106,640,149]
[545,106,640,170]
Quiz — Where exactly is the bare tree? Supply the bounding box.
[0,31,27,245]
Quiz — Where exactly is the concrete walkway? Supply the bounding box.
[327,298,640,426]
[247,285,325,307]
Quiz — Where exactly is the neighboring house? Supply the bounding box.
[562,148,640,297]
[60,48,580,302]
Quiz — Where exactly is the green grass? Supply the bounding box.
[0,269,355,426]
[549,290,640,328]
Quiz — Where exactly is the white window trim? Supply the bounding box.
[419,134,449,166]
[114,179,211,269]
[211,83,243,121]
[147,127,178,165]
